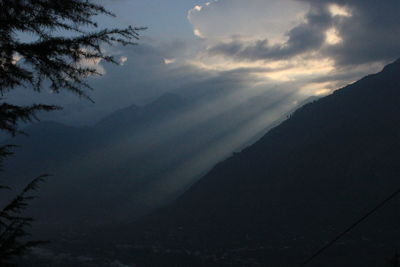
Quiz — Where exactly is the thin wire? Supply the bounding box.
[300,187,400,266]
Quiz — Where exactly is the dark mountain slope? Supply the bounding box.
[126,59,400,266]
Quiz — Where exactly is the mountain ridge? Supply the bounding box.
[122,58,400,266]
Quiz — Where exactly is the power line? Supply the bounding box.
[300,186,400,266]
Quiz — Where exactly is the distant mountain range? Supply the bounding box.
[111,58,400,266]
[1,84,299,239]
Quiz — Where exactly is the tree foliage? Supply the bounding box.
[0,175,48,266]
[0,0,142,263]
[0,0,143,135]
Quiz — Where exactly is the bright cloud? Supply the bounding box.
[119,56,128,66]
[329,4,352,17]
[193,29,205,38]
[183,0,400,96]
[163,58,176,64]
[325,28,343,45]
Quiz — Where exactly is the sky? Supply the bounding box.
[7,0,400,125]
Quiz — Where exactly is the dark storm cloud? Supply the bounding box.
[209,6,330,61]
[208,0,400,66]
[323,0,400,66]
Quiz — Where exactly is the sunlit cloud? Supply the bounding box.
[79,58,105,76]
[163,58,176,65]
[119,56,128,66]
[261,59,335,83]
[325,28,343,45]
[76,48,106,76]
[193,29,205,38]
[193,5,202,11]
[182,0,400,97]
[188,51,336,94]
[187,5,204,39]
[329,4,352,17]
[184,0,340,94]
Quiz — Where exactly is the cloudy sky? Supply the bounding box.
[8,0,400,125]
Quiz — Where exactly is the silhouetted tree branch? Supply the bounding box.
[0,175,48,266]
[0,0,143,263]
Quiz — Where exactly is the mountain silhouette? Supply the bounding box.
[123,58,400,266]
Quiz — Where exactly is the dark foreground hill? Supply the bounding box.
[112,59,400,266]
